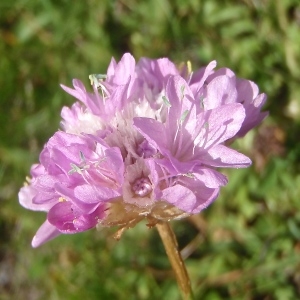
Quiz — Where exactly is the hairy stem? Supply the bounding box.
[156,221,194,300]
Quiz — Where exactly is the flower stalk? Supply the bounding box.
[156,222,194,300]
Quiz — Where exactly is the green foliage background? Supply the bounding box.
[1,0,300,299]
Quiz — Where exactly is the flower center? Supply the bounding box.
[137,140,157,158]
[132,177,152,197]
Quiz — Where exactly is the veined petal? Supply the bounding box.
[178,176,220,213]
[30,164,45,177]
[106,57,117,78]
[203,75,238,109]
[48,201,75,231]
[19,185,52,211]
[237,93,268,137]
[165,75,196,135]
[189,60,217,87]
[74,184,119,205]
[161,181,220,214]
[48,201,106,233]
[31,220,61,248]
[137,57,179,92]
[107,53,136,85]
[60,80,101,115]
[162,185,197,213]
[193,103,246,149]
[236,78,259,102]
[55,183,119,214]
[134,117,168,153]
[105,81,131,113]
[193,168,228,188]
[60,80,86,103]
[200,144,252,168]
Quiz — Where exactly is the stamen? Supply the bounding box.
[183,173,194,178]
[68,151,92,175]
[180,85,185,100]
[89,74,107,87]
[179,110,189,124]
[162,96,171,107]
[187,61,192,74]
[199,95,205,109]
[79,151,86,163]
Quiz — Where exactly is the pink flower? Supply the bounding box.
[19,132,124,247]
[189,62,268,137]
[19,53,267,247]
[134,75,250,213]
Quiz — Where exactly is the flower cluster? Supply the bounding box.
[19,53,267,247]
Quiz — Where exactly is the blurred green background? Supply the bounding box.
[1,0,300,299]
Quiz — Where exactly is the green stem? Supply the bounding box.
[156,221,194,300]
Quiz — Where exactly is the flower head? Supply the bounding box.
[19,53,267,247]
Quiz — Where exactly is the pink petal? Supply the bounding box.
[162,185,197,212]
[237,93,268,137]
[19,185,54,211]
[106,57,117,77]
[189,60,217,87]
[193,168,228,188]
[200,144,252,168]
[178,176,220,213]
[134,117,168,153]
[236,78,259,102]
[48,201,105,233]
[166,75,196,135]
[48,201,75,231]
[107,53,136,85]
[31,220,61,248]
[193,103,246,149]
[204,76,238,109]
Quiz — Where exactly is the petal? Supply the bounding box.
[55,183,119,214]
[60,80,101,115]
[237,93,268,137]
[193,168,228,188]
[106,57,117,78]
[189,60,217,87]
[236,78,259,103]
[162,181,220,214]
[102,147,125,186]
[19,185,54,211]
[154,57,178,78]
[193,103,246,149]
[106,81,130,113]
[206,67,235,81]
[30,164,45,177]
[107,53,136,85]
[138,57,179,91]
[203,75,238,109]
[74,184,119,205]
[134,117,168,153]
[178,176,220,213]
[31,220,61,248]
[60,80,86,103]
[165,75,196,135]
[48,201,105,233]
[200,144,252,168]
[162,185,197,213]
[48,201,75,231]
